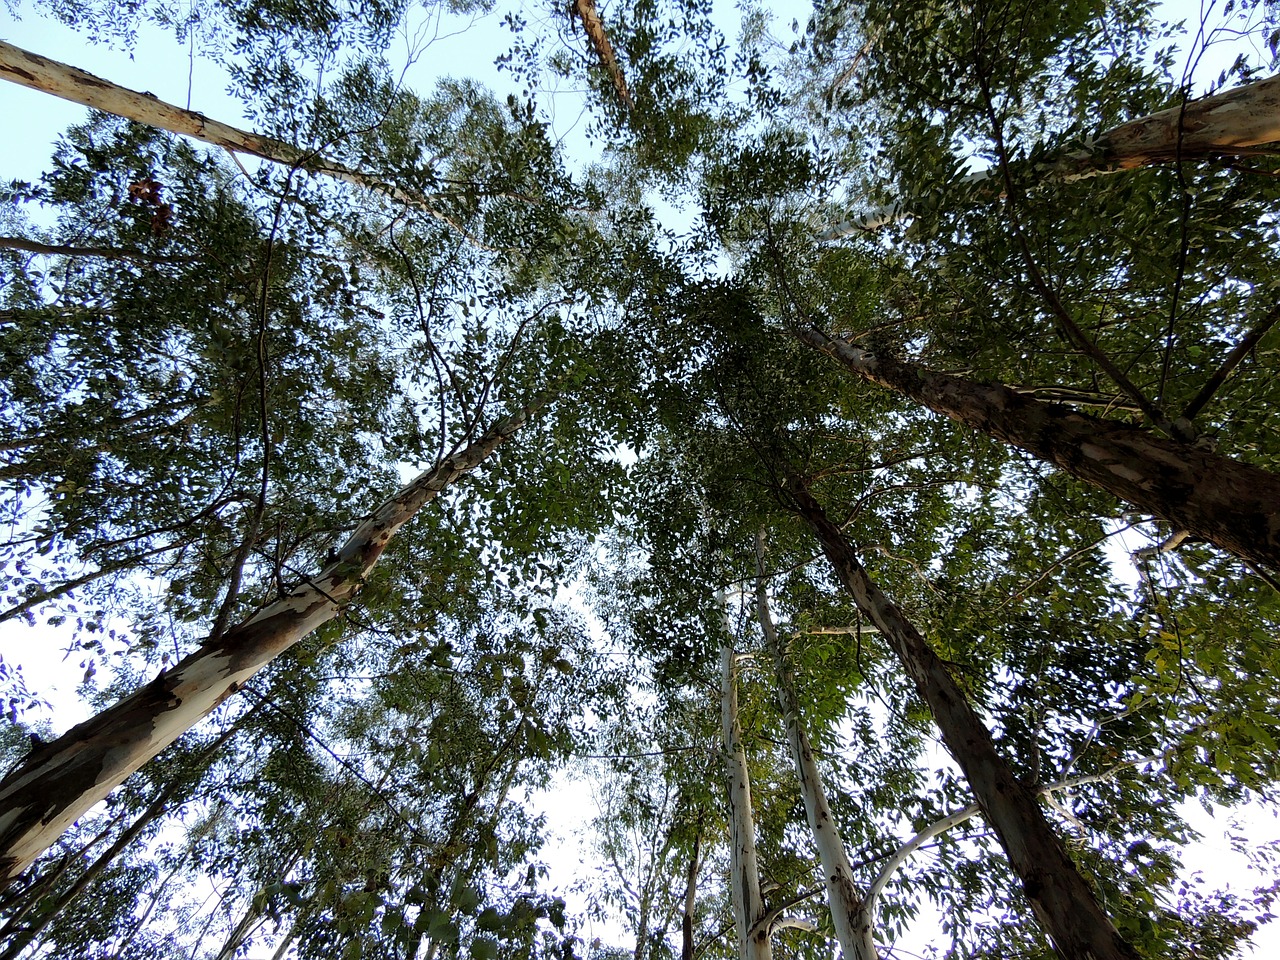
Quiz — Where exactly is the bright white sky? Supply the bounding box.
[2,0,1280,956]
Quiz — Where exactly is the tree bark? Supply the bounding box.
[795,326,1280,571]
[1055,72,1280,174]
[0,407,534,887]
[681,825,700,960]
[786,481,1139,960]
[571,0,634,111]
[821,72,1280,237]
[0,235,195,263]
[0,717,246,959]
[753,531,875,960]
[718,605,771,960]
[0,41,450,218]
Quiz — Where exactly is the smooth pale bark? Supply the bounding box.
[0,797,164,960]
[0,41,452,218]
[787,482,1139,960]
[753,532,876,960]
[0,408,532,886]
[821,73,1280,237]
[1055,72,1280,174]
[719,615,771,960]
[796,326,1280,571]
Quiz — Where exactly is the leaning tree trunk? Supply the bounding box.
[795,326,1280,571]
[0,714,249,959]
[718,611,771,960]
[1052,72,1280,174]
[0,407,534,887]
[571,0,634,111]
[0,40,449,217]
[212,844,304,960]
[787,481,1138,960]
[821,72,1280,236]
[753,532,876,960]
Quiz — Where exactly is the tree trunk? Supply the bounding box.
[0,235,195,263]
[718,609,771,960]
[681,825,700,960]
[571,0,634,111]
[0,407,534,887]
[753,531,875,960]
[0,717,246,959]
[0,40,446,216]
[1055,72,1280,174]
[633,887,652,960]
[786,481,1138,960]
[795,326,1280,571]
[214,846,303,960]
[821,72,1280,236]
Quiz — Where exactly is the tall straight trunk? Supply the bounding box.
[0,407,534,887]
[787,481,1138,960]
[681,825,700,960]
[821,72,1280,236]
[753,532,876,960]
[795,326,1280,570]
[0,41,444,216]
[718,615,771,960]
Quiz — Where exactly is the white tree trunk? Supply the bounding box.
[719,594,771,960]
[0,408,532,886]
[1058,72,1280,173]
[754,532,876,960]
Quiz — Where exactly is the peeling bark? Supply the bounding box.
[0,716,248,959]
[0,408,533,886]
[1055,72,1280,174]
[754,531,876,960]
[788,481,1138,960]
[795,326,1280,571]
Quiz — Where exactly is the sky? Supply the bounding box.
[3,0,1280,956]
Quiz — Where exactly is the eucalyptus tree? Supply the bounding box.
[4,0,1280,955]
[0,28,627,885]
[0,709,257,958]
[581,698,717,960]
[753,531,872,960]
[776,1,1280,563]
[632,260,1273,957]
